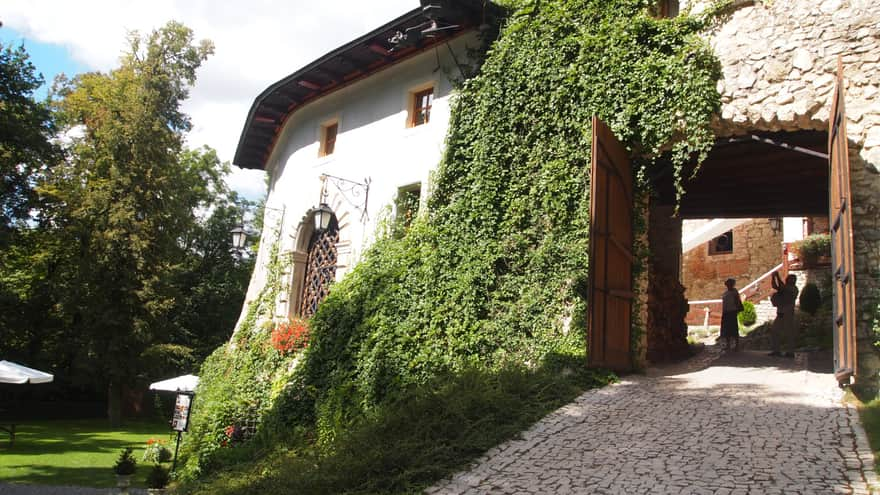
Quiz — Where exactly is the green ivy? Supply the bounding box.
[182,0,722,481]
[300,0,721,443]
[177,223,301,479]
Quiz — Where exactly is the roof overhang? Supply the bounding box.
[234,0,498,170]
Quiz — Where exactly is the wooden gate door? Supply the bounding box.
[587,116,634,371]
[829,60,858,385]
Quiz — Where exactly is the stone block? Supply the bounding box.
[792,48,815,71]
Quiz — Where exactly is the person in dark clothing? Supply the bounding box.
[769,271,799,357]
[721,278,744,351]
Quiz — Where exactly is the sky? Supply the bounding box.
[0,0,419,201]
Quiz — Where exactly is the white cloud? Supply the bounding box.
[2,0,418,200]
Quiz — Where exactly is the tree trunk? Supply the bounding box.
[108,380,122,427]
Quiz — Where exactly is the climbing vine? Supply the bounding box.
[302,0,721,445]
[182,0,723,481]
[177,223,305,479]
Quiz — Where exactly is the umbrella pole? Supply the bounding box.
[172,431,182,471]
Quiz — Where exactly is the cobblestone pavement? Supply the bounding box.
[429,349,879,495]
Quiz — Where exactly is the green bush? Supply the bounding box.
[112,447,137,476]
[799,282,822,315]
[142,439,172,463]
[795,233,831,265]
[738,300,757,326]
[146,464,170,489]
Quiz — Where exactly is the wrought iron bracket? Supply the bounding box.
[320,174,371,222]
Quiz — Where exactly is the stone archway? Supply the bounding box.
[288,195,356,318]
[637,1,880,380]
[645,129,830,365]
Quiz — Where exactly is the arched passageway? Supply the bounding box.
[646,130,830,364]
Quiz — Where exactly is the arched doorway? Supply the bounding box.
[299,216,340,318]
[645,129,835,364]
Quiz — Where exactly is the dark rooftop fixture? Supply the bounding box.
[234,0,500,171]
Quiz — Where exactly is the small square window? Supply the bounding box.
[319,122,338,157]
[409,88,433,127]
[708,231,734,255]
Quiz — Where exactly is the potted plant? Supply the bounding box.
[796,233,831,267]
[112,447,137,492]
[146,463,170,494]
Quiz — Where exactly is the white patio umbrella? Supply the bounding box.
[0,360,54,384]
[149,374,199,393]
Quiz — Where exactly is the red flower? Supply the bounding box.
[271,318,310,354]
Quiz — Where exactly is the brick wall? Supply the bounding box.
[682,218,784,301]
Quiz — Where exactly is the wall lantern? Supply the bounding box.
[230,225,248,250]
[313,203,335,232]
[769,217,782,233]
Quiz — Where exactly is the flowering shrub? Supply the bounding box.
[220,423,243,447]
[270,317,310,354]
[142,438,172,463]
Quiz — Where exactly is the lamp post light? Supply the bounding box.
[230,225,249,251]
[313,203,335,232]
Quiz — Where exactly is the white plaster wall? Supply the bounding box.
[235,32,479,329]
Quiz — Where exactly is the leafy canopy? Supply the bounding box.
[40,21,215,422]
[0,42,58,237]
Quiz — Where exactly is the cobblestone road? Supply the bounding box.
[429,349,879,495]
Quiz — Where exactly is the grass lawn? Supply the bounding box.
[858,398,880,474]
[0,418,172,488]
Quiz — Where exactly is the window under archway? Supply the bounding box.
[299,217,339,318]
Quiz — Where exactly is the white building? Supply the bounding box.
[232,1,496,327]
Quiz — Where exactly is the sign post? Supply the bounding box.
[170,392,194,472]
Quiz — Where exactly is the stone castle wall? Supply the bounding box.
[693,0,880,385]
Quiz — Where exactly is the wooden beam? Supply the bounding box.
[368,43,391,56]
[259,103,288,117]
[297,79,322,90]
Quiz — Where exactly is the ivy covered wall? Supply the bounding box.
[179,0,723,480]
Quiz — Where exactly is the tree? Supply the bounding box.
[169,184,256,361]
[0,42,58,239]
[42,22,216,424]
[0,42,64,378]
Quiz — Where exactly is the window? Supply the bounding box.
[393,184,421,238]
[708,230,734,255]
[409,88,433,127]
[319,122,338,157]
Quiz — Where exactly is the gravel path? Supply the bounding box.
[429,348,880,494]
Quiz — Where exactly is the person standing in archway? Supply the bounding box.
[721,278,744,351]
[770,271,799,357]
